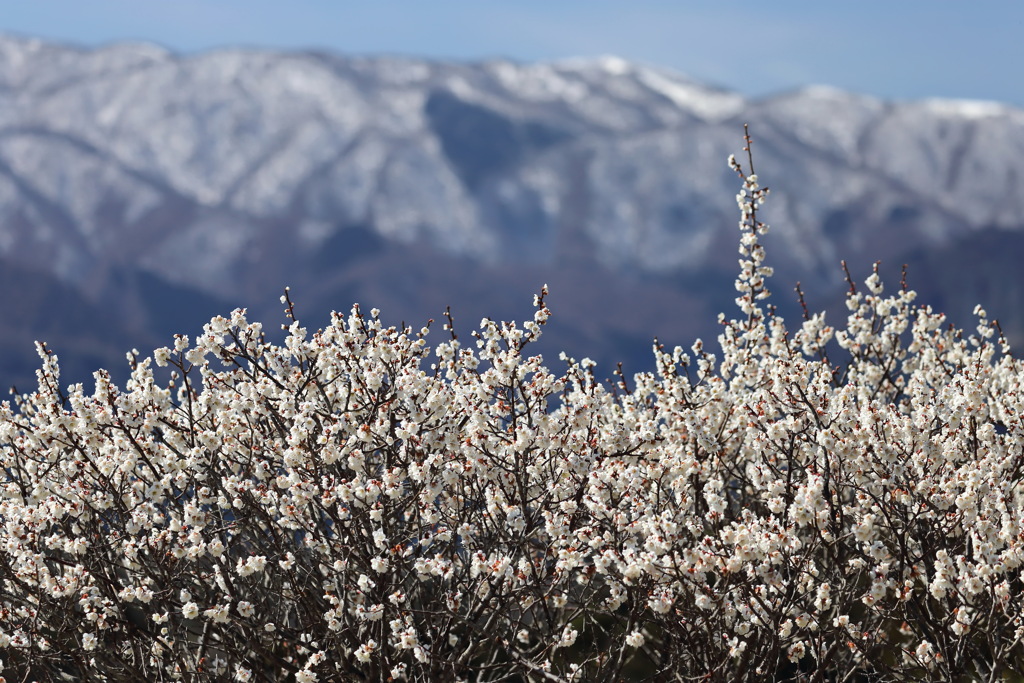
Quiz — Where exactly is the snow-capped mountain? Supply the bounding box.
[0,33,1021,387]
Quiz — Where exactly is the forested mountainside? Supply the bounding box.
[2,33,1023,386]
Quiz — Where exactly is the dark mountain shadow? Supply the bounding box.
[424,89,575,191]
[0,258,145,392]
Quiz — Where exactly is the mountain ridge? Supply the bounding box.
[1,33,1022,387]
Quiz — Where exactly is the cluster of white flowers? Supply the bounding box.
[1,133,1023,681]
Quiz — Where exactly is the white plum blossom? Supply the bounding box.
[1,134,1022,680]
[203,603,231,624]
[354,639,377,663]
[556,626,579,649]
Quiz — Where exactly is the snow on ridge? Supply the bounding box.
[919,98,1011,120]
[484,59,590,103]
[634,67,745,121]
[551,54,636,76]
[760,85,886,112]
[594,55,633,76]
[795,84,879,103]
[547,55,746,121]
[552,54,634,74]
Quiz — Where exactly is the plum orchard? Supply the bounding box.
[2,133,1024,682]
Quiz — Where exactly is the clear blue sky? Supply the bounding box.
[3,1,1022,106]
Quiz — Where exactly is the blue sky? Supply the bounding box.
[3,2,1022,106]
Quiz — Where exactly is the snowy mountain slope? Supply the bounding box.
[0,33,1022,386]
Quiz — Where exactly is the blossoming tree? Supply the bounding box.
[1,130,1023,681]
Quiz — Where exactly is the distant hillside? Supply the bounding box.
[1,34,1023,387]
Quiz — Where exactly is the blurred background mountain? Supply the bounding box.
[1,20,1023,388]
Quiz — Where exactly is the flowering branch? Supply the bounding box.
[0,133,1022,681]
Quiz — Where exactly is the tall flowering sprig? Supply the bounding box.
[725,124,774,372]
[1,134,1024,681]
